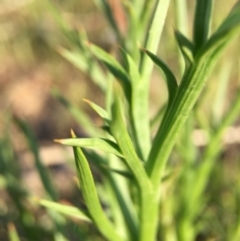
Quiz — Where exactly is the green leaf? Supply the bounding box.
[143,49,178,104]
[7,223,20,241]
[39,199,91,222]
[105,170,138,240]
[123,49,151,160]
[55,137,123,158]
[82,148,132,178]
[193,0,213,51]
[89,44,131,101]
[147,0,240,188]
[70,130,124,241]
[174,30,194,67]
[140,0,171,81]
[83,99,110,121]
[174,0,189,74]
[131,0,171,163]
[199,1,240,58]
[110,95,150,186]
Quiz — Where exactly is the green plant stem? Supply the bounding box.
[146,0,240,186]
[136,0,171,159]
[147,25,240,188]
[111,95,159,241]
[193,0,213,51]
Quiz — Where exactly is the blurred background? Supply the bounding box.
[0,0,240,240]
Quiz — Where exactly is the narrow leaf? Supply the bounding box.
[89,44,131,101]
[199,1,240,58]
[174,30,194,67]
[83,99,110,121]
[193,0,213,51]
[70,130,124,241]
[39,199,91,222]
[140,0,171,81]
[55,137,123,158]
[143,49,178,103]
[147,1,240,188]
[110,95,150,186]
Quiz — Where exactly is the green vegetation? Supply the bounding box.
[1,0,240,240]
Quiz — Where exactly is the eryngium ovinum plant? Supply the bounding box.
[42,0,240,241]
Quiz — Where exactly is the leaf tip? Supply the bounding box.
[70,129,76,138]
[54,139,62,144]
[82,98,90,104]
